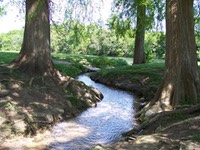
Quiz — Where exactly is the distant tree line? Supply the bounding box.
[0,21,167,61]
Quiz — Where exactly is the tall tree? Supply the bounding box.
[10,0,53,75]
[133,2,146,64]
[112,0,164,64]
[142,0,200,117]
[9,0,104,75]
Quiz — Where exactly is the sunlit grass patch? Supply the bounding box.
[55,63,87,77]
[92,62,165,94]
[52,53,128,68]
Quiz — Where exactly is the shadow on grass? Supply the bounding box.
[0,51,19,64]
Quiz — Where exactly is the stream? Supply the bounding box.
[48,74,135,150]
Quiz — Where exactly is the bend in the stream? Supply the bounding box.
[48,74,136,150]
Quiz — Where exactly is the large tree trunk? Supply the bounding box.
[156,0,200,106]
[10,0,53,75]
[141,0,200,117]
[133,3,146,64]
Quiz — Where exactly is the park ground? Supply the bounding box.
[0,51,200,149]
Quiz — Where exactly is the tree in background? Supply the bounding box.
[133,1,146,64]
[139,0,200,118]
[5,0,104,73]
[112,0,165,64]
[0,30,23,51]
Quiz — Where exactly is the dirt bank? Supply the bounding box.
[0,65,103,147]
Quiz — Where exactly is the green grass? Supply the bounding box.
[95,63,164,83]
[0,51,18,64]
[52,53,128,68]
[189,134,200,142]
[0,52,128,77]
[55,63,87,77]
[0,51,199,80]
[92,62,165,95]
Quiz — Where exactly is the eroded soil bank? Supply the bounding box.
[0,65,103,148]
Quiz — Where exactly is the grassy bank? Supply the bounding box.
[0,51,128,77]
[90,63,164,100]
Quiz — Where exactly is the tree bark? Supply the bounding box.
[133,3,146,64]
[10,0,53,75]
[157,0,199,107]
[143,0,200,116]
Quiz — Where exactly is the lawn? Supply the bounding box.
[91,62,165,96]
[0,51,18,64]
[52,52,128,68]
[1,51,200,103]
[0,51,128,77]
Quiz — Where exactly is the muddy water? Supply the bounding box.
[48,75,135,150]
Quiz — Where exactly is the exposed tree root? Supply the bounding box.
[160,115,200,132]
[125,104,200,136]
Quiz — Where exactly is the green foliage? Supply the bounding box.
[0,20,167,62]
[51,22,133,57]
[0,30,23,51]
[0,1,6,16]
[145,32,166,61]
[108,14,133,38]
[51,21,92,54]
[112,0,165,32]
[0,7,6,16]
[87,29,133,57]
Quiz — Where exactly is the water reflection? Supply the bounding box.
[48,75,135,150]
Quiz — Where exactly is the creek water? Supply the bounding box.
[48,74,135,150]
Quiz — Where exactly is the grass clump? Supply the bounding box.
[189,134,200,142]
[91,56,128,68]
[55,63,87,77]
[68,96,88,110]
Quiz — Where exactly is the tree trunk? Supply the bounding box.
[10,0,53,75]
[147,0,200,115]
[133,3,146,64]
